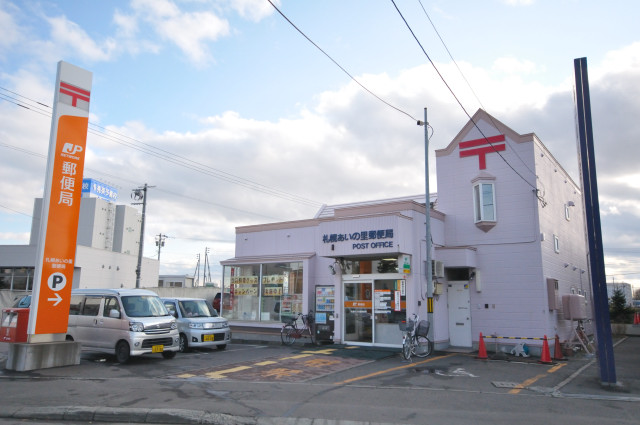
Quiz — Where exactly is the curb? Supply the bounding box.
[0,405,405,425]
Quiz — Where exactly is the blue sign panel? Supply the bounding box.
[81,178,118,202]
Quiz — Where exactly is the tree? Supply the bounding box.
[609,288,634,323]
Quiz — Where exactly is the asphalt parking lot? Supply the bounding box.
[0,336,638,424]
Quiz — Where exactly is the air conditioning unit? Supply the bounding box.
[431,260,445,278]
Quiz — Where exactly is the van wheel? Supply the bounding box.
[65,335,74,341]
[115,341,130,363]
[217,344,227,350]
[179,333,189,352]
[162,350,177,359]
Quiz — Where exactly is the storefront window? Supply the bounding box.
[222,262,304,322]
[0,268,33,291]
[262,262,303,322]
[224,264,260,321]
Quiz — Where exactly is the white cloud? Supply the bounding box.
[502,0,535,5]
[0,2,22,51]
[226,0,277,22]
[130,0,230,66]
[492,57,544,75]
[46,15,117,62]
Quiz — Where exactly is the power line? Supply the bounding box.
[390,0,540,196]
[0,87,323,208]
[266,0,420,124]
[416,0,536,179]
[0,140,288,222]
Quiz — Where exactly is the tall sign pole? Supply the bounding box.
[28,61,92,342]
[574,57,617,385]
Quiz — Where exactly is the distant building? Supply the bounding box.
[607,282,634,307]
[0,180,158,291]
[158,275,195,288]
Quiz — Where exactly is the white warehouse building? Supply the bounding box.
[220,110,593,352]
[0,181,159,292]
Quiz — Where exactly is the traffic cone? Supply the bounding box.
[552,334,567,361]
[476,332,488,360]
[538,335,552,364]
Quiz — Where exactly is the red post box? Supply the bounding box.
[1,308,30,343]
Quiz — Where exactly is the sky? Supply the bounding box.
[1,0,639,290]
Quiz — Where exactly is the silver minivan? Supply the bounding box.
[66,288,180,363]
[161,297,231,352]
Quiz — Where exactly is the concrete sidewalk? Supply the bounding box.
[0,405,396,425]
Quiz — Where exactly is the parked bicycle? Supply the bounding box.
[399,313,432,360]
[281,311,315,345]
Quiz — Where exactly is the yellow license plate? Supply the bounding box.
[203,335,214,342]
[152,345,164,353]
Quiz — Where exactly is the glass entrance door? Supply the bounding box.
[343,282,372,343]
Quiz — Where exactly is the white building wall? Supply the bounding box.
[113,204,140,255]
[2,196,155,291]
[435,111,555,342]
[74,246,157,289]
[534,140,592,339]
[236,222,317,257]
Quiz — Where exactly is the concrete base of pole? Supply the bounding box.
[5,341,81,371]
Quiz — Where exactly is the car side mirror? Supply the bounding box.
[109,309,121,319]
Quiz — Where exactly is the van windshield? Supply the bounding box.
[179,299,217,318]
[121,295,169,318]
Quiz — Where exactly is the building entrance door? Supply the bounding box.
[343,281,372,344]
[448,281,472,347]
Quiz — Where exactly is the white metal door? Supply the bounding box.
[448,281,471,347]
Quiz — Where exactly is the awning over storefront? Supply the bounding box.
[435,246,477,268]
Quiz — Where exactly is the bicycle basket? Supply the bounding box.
[399,319,415,332]
[415,320,430,337]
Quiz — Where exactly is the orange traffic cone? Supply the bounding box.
[476,332,488,360]
[538,335,552,364]
[552,334,566,361]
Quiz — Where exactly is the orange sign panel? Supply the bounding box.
[344,301,372,309]
[33,115,89,334]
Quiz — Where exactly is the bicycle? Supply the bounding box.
[281,311,315,345]
[399,313,432,360]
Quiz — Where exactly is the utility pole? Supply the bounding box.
[193,254,201,287]
[155,233,167,261]
[132,183,154,288]
[417,107,434,343]
[204,247,212,284]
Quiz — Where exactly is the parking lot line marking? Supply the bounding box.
[254,360,278,366]
[333,353,456,385]
[301,349,337,355]
[281,354,315,360]
[205,366,252,380]
[509,363,567,394]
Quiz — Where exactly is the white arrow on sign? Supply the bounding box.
[48,292,63,306]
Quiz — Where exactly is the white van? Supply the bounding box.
[161,297,231,352]
[66,288,179,363]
